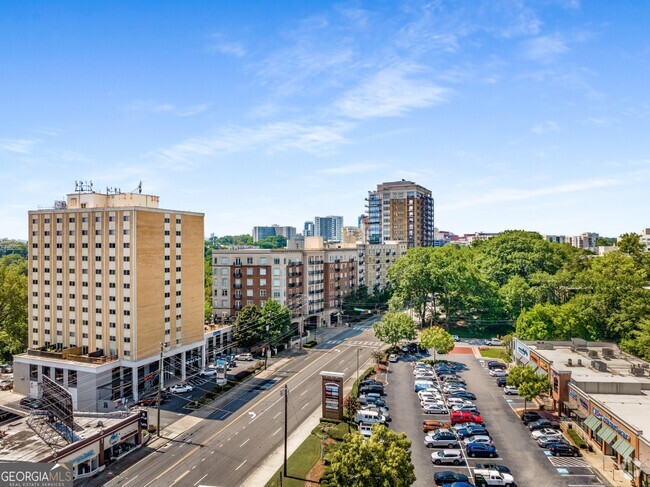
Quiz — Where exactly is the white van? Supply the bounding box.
[358,423,373,438]
[354,409,386,425]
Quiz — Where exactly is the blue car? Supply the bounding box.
[449,391,477,400]
[441,482,475,487]
[456,426,489,439]
[466,443,497,458]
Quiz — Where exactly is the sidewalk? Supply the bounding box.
[581,448,631,487]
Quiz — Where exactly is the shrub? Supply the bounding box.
[329,422,351,441]
[567,428,587,448]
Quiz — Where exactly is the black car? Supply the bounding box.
[521,411,542,424]
[441,375,465,384]
[528,419,560,431]
[20,397,43,410]
[359,385,385,395]
[434,471,469,486]
[449,391,476,400]
[360,379,382,387]
[548,443,581,457]
[475,463,511,474]
[496,377,507,387]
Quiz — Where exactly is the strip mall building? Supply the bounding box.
[513,339,650,486]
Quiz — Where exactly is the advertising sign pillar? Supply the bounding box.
[320,371,344,420]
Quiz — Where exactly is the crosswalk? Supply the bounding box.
[547,454,590,468]
[324,339,382,348]
[352,325,373,331]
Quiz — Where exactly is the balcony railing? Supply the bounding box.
[234,284,242,289]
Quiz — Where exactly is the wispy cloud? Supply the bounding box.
[176,104,209,117]
[532,120,560,134]
[0,138,40,154]
[210,41,246,58]
[318,162,385,175]
[525,34,569,63]
[152,121,352,164]
[336,63,450,119]
[125,101,208,117]
[442,177,621,210]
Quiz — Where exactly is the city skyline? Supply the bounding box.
[2,1,649,239]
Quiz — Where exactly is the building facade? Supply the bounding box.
[13,190,205,411]
[252,226,276,242]
[366,180,434,247]
[342,226,362,245]
[304,221,315,237]
[314,216,343,243]
[357,241,408,290]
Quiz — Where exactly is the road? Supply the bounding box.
[96,318,382,487]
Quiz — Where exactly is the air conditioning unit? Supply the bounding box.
[588,350,599,358]
[566,359,573,367]
[591,360,608,372]
[630,365,646,377]
[577,359,583,366]
[602,348,614,358]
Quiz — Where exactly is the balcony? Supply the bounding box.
[288,283,295,288]
[334,266,341,272]
[375,259,380,264]
[27,346,118,364]
[335,285,340,290]
[349,266,355,271]
[234,284,242,289]
[234,262,242,267]
[233,272,242,278]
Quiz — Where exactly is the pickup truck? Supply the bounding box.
[473,469,516,486]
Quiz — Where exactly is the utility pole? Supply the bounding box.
[264,325,270,370]
[283,384,289,478]
[157,342,164,437]
[356,348,360,383]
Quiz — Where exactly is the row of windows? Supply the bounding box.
[33,215,131,224]
[164,217,182,224]
[220,267,280,276]
[33,280,132,288]
[33,293,130,301]
[36,268,131,275]
[33,242,131,249]
[33,255,131,262]
[34,229,132,236]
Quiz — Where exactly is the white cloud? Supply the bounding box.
[525,34,569,63]
[319,163,385,175]
[532,121,560,134]
[0,138,40,154]
[125,101,176,113]
[336,64,450,119]
[176,104,209,117]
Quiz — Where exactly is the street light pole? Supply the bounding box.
[157,342,163,437]
[356,348,360,383]
[283,384,289,478]
[265,325,270,370]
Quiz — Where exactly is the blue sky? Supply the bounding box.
[1,1,649,240]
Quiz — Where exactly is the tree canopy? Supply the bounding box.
[420,326,455,357]
[373,312,416,348]
[0,255,28,360]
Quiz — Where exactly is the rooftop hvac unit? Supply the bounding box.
[566,359,573,367]
[630,365,646,376]
[591,360,608,372]
[588,350,599,358]
[54,200,67,209]
[577,359,583,366]
[602,348,614,358]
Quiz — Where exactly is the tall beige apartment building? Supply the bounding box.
[13,189,205,411]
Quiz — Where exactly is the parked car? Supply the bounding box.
[359,384,385,395]
[452,335,461,342]
[487,361,506,370]
[431,449,464,466]
[548,443,581,457]
[20,397,43,410]
[451,411,483,425]
[423,403,449,414]
[434,471,469,486]
[475,464,511,474]
[485,338,503,346]
[424,430,459,448]
[0,364,13,374]
[423,419,451,432]
[528,419,560,431]
[489,369,508,377]
[521,411,543,424]
[361,406,391,421]
[414,381,436,392]
[473,468,515,487]
[449,391,477,400]
[0,379,13,391]
[446,397,469,406]
[456,425,490,439]
[358,423,373,439]
[440,374,465,383]
[495,377,508,387]
[358,394,387,407]
[419,391,443,401]
[531,428,562,440]
[169,384,194,394]
[452,404,479,413]
[354,409,386,425]
[235,353,254,361]
[443,385,467,394]
[466,443,498,458]
[137,396,163,406]
[503,385,518,395]
[388,354,398,363]
[463,435,493,446]
[199,368,217,376]
[360,379,383,387]
[537,436,569,448]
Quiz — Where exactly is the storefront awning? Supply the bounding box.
[573,408,588,419]
[597,424,617,444]
[584,414,600,430]
[612,438,634,459]
[536,367,548,377]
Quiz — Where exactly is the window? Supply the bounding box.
[246,268,254,276]
[260,290,266,297]
[260,279,266,286]
[273,269,280,275]
[247,257,253,264]
[260,268,267,276]
[221,257,228,264]
[247,279,253,286]
[221,300,228,307]
[221,278,228,286]
[273,279,280,286]
[260,257,266,265]
[123,215,130,221]
[176,218,181,224]
[221,268,228,275]
[247,289,253,297]
[274,258,280,265]
[222,289,228,296]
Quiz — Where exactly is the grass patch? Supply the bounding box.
[328,421,351,441]
[567,428,587,448]
[479,348,512,362]
[264,431,323,487]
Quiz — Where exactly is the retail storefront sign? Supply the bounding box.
[593,408,631,441]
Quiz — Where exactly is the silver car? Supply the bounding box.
[431,449,464,465]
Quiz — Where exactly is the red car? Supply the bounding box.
[451,411,483,425]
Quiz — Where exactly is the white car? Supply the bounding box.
[423,404,449,414]
[446,397,470,407]
[169,384,193,394]
[422,399,445,409]
[531,428,562,440]
[443,385,467,394]
[358,423,373,439]
[452,404,479,413]
[235,353,254,361]
[388,354,398,363]
[485,338,503,346]
[489,369,508,377]
[199,368,217,376]
[504,385,518,395]
[419,391,443,401]
[463,435,492,445]
[431,449,464,466]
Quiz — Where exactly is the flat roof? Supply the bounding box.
[590,393,650,440]
[0,411,137,462]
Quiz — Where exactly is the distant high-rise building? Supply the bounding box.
[641,228,650,252]
[314,216,343,243]
[342,226,362,245]
[367,180,434,247]
[304,221,315,237]
[272,224,296,241]
[252,226,276,242]
[569,232,599,251]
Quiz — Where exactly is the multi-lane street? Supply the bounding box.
[94,318,382,487]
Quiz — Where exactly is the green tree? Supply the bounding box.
[344,396,361,427]
[507,365,550,411]
[324,425,416,487]
[618,232,644,257]
[373,312,416,349]
[0,239,28,259]
[260,300,291,345]
[233,305,264,349]
[257,235,287,249]
[0,255,28,360]
[620,317,650,361]
[388,248,434,327]
[420,326,454,362]
[596,237,617,247]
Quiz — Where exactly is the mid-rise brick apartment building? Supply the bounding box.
[13,189,205,411]
[212,238,358,333]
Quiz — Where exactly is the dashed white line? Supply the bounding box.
[122,474,139,487]
[201,458,205,462]
[301,402,309,410]
[194,474,208,486]
[170,470,189,486]
[235,460,247,471]
[272,427,282,436]
[240,438,250,448]
[273,412,281,419]
[300,389,308,396]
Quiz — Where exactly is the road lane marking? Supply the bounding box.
[201,458,205,462]
[273,412,281,419]
[300,389,308,396]
[235,460,247,471]
[122,474,139,487]
[211,450,215,454]
[272,427,282,436]
[194,474,208,486]
[170,470,189,486]
[240,438,250,448]
[301,403,309,410]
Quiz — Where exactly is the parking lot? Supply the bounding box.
[385,349,606,487]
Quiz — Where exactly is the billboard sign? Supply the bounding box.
[320,371,344,420]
